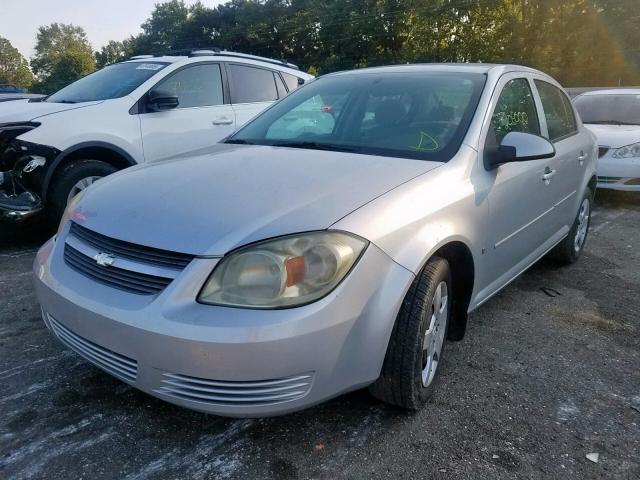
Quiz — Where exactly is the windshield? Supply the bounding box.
[46,61,169,103]
[574,93,640,125]
[226,71,486,161]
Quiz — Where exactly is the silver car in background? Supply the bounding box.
[574,88,640,191]
[34,64,597,416]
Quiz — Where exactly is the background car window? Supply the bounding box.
[574,94,640,125]
[229,64,278,103]
[154,64,223,109]
[266,93,348,139]
[490,78,540,143]
[275,74,287,98]
[534,80,577,141]
[282,72,302,92]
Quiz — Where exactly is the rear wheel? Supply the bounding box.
[48,159,117,223]
[369,256,451,410]
[550,187,593,264]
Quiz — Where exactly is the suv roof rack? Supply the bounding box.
[128,48,299,70]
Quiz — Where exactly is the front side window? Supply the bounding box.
[229,64,278,103]
[227,71,486,161]
[46,61,169,103]
[535,80,577,141]
[574,93,640,126]
[490,78,540,143]
[153,64,223,109]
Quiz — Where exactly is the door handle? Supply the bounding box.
[577,152,587,165]
[542,167,556,185]
[212,117,233,125]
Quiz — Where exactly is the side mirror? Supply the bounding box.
[485,131,555,170]
[146,89,179,112]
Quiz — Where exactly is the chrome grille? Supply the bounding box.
[69,222,194,269]
[154,372,314,406]
[64,244,172,294]
[47,314,137,383]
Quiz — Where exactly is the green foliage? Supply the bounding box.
[30,23,96,94]
[95,39,135,68]
[24,0,640,91]
[0,37,34,89]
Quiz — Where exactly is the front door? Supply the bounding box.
[479,75,559,298]
[140,63,236,162]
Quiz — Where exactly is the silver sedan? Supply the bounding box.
[34,64,597,416]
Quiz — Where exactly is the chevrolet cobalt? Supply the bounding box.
[34,64,597,416]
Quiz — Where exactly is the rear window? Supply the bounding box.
[282,72,303,92]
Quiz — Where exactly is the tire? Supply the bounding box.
[369,256,452,410]
[549,187,593,264]
[48,160,117,222]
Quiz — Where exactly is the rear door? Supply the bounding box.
[532,78,587,230]
[139,63,235,162]
[481,74,559,292]
[226,63,284,127]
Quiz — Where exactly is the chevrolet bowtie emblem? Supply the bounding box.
[93,252,116,267]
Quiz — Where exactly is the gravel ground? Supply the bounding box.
[0,191,638,480]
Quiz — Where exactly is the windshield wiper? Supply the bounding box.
[225,138,254,145]
[270,141,357,153]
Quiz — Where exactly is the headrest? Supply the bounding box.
[374,98,406,127]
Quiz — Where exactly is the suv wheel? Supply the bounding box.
[369,256,451,410]
[550,187,593,264]
[48,160,117,222]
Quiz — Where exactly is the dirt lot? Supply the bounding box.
[0,191,638,480]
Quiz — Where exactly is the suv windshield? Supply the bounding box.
[574,93,640,125]
[46,61,169,103]
[227,71,486,161]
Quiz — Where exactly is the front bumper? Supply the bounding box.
[33,233,413,417]
[597,152,640,192]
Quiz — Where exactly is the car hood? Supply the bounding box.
[0,99,101,123]
[74,145,441,256]
[583,124,640,148]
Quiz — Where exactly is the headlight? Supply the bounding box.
[198,231,368,308]
[612,141,640,158]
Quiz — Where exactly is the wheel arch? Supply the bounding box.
[415,237,475,341]
[43,142,137,199]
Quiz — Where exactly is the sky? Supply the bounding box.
[1,0,224,58]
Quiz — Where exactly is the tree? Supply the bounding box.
[0,37,34,89]
[30,23,96,94]
[95,39,134,68]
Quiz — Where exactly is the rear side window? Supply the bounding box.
[534,80,577,141]
[490,78,540,143]
[282,72,302,92]
[229,64,278,103]
[154,64,223,108]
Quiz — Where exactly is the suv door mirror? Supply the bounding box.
[146,89,179,112]
[486,131,555,170]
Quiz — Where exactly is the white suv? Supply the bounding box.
[0,50,312,222]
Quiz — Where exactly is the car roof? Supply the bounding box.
[123,51,311,78]
[578,88,640,96]
[327,63,544,76]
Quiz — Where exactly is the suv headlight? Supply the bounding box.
[198,231,368,309]
[612,141,640,158]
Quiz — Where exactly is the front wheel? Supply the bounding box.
[369,256,451,410]
[550,187,593,264]
[48,160,117,222]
